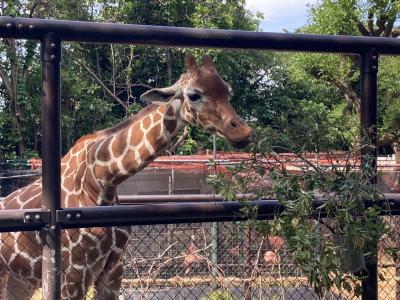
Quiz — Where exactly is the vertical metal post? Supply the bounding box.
[41,32,61,300]
[243,228,252,300]
[360,49,378,300]
[211,134,218,286]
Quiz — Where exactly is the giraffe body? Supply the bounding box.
[0,55,252,299]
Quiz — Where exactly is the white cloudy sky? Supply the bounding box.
[246,0,319,32]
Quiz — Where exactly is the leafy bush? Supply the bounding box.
[208,128,390,296]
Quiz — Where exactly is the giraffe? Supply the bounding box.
[0,54,252,299]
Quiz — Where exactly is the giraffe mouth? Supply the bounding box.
[212,130,252,149]
[229,137,251,149]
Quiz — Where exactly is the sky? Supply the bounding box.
[246,0,319,32]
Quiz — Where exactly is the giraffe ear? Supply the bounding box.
[140,86,182,105]
[202,55,214,69]
[185,54,197,70]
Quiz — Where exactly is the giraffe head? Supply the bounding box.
[141,54,252,148]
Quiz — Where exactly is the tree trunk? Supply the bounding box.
[166,48,172,86]
[2,38,25,157]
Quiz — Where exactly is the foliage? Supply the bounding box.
[269,156,384,296]
[201,290,235,300]
[178,127,199,155]
[378,56,400,143]
[208,129,389,296]
[286,0,400,157]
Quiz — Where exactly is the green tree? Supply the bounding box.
[284,0,400,155]
[0,0,274,157]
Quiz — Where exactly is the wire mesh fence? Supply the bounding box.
[119,222,308,300]
[0,218,399,299]
[377,216,400,300]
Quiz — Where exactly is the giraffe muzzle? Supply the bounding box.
[230,137,252,149]
[223,117,253,149]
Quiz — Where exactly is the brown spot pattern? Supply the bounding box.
[165,119,177,133]
[96,136,112,162]
[153,112,162,122]
[130,123,143,146]
[166,106,175,117]
[111,130,128,157]
[93,164,113,182]
[121,150,138,173]
[142,115,151,129]
[146,124,162,146]
[138,145,151,159]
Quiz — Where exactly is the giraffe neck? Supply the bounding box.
[83,100,186,205]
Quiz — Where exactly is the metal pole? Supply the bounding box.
[211,134,218,286]
[360,49,378,300]
[41,32,61,300]
[1,16,400,55]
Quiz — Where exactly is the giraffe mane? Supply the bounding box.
[74,104,161,147]
[100,104,159,135]
[74,132,100,144]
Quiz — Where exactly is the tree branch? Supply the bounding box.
[168,126,189,154]
[374,17,387,36]
[357,21,370,36]
[74,58,128,110]
[367,10,374,33]
[330,78,361,112]
[308,70,361,113]
[384,19,395,37]
[115,83,153,97]
[29,0,42,18]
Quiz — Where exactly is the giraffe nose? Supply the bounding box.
[224,117,253,148]
[229,120,239,129]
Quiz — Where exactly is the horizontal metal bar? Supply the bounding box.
[118,193,253,204]
[0,196,399,231]
[57,200,282,228]
[117,193,400,206]
[3,192,396,204]
[24,210,51,224]
[0,208,47,232]
[0,173,41,179]
[0,17,400,54]
[153,159,230,163]
[55,197,400,228]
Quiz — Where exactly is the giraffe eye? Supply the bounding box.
[188,92,202,102]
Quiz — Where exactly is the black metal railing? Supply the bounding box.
[0,16,400,299]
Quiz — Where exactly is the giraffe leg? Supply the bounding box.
[61,267,91,300]
[93,251,124,300]
[4,275,35,300]
[0,267,9,300]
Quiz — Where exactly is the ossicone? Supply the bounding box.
[202,55,214,69]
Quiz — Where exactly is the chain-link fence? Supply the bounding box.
[119,222,309,300]
[1,218,399,299]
